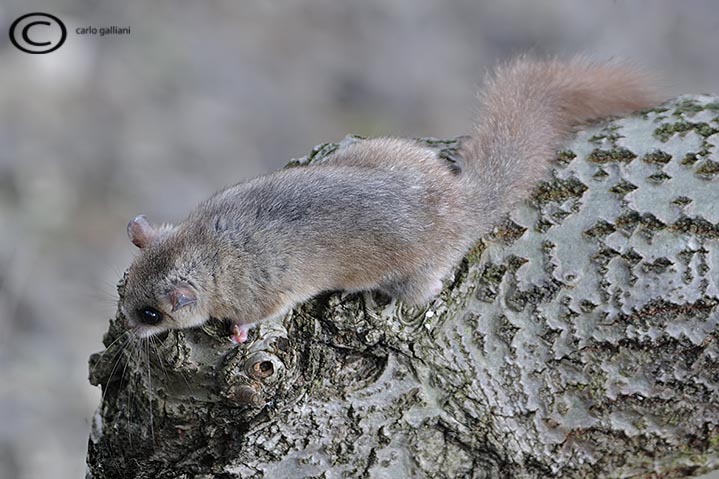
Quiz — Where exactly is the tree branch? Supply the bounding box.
[87,95,719,479]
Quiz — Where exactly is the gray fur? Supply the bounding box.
[121,56,660,341]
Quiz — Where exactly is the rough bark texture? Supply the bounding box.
[86,95,719,479]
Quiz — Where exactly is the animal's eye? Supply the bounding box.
[138,307,163,325]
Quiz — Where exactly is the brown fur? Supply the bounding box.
[459,56,659,229]
[120,56,660,341]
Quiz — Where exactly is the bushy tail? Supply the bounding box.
[460,56,661,235]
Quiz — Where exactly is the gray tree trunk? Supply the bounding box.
[86,95,719,479]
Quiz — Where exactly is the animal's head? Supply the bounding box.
[120,215,213,338]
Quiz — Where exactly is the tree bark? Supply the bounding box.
[86,95,719,479]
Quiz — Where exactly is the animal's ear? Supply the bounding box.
[168,284,197,312]
[127,215,157,249]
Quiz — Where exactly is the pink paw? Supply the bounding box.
[429,278,443,297]
[230,324,250,344]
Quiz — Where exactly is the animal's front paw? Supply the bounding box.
[230,323,251,344]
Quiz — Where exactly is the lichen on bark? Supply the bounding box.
[87,96,719,479]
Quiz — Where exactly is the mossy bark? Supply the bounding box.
[86,95,719,479]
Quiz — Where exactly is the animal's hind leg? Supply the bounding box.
[380,274,444,306]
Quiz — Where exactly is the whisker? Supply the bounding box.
[153,333,193,395]
[119,337,134,392]
[126,337,139,451]
[150,336,169,383]
[91,330,131,375]
[145,339,156,446]
[172,346,193,393]
[100,334,132,407]
[84,289,121,307]
[101,332,133,458]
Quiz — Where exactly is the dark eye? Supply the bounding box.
[138,307,163,325]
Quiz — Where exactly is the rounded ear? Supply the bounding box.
[127,215,157,249]
[168,284,198,312]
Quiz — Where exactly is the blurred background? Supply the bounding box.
[0,1,718,477]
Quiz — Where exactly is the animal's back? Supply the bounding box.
[192,164,466,291]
